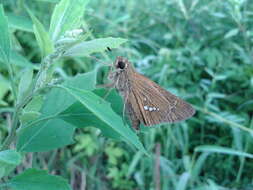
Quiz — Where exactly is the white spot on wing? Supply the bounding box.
[144,106,148,110]
[149,107,153,111]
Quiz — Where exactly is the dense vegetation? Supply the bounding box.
[0,0,253,189]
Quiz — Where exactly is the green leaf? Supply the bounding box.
[7,13,33,32]
[64,37,127,57]
[224,28,239,39]
[190,152,209,182]
[59,101,122,140]
[20,111,41,125]
[0,50,38,69]
[94,88,124,116]
[26,7,54,57]
[49,0,89,42]
[127,152,143,177]
[0,150,22,178]
[58,85,147,155]
[17,70,97,152]
[65,71,97,90]
[9,168,71,190]
[24,95,44,112]
[0,4,11,63]
[17,119,75,152]
[20,95,44,124]
[35,0,60,3]
[176,172,190,190]
[59,89,124,139]
[194,145,253,159]
[17,69,33,104]
[41,69,97,116]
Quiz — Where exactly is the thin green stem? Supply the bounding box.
[0,110,18,150]
[236,117,253,182]
[7,62,17,104]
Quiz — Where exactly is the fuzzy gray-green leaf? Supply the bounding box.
[49,0,89,42]
[63,37,127,57]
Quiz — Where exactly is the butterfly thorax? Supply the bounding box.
[110,57,135,99]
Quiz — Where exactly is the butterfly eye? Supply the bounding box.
[117,61,126,69]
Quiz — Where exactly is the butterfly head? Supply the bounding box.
[114,56,129,70]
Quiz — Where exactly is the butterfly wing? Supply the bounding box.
[127,72,195,126]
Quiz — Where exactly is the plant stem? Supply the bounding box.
[7,62,17,104]
[0,55,49,151]
[0,53,53,151]
[0,61,19,151]
[236,117,253,182]
[0,95,32,151]
[0,110,18,150]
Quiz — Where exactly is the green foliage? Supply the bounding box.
[0,150,22,178]
[7,13,33,32]
[58,85,146,154]
[49,0,89,42]
[26,7,54,58]
[17,119,76,152]
[64,37,128,57]
[0,4,10,63]
[73,133,99,156]
[1,0,253,189]
[0,51,36,69]
[195,145,253,159]
[17,69,33,104]
[8,169,71,190]
[0,0,130,188]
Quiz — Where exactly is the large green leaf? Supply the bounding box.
[59,101,122,140]
[17,70,97,152]
[17,119,75,152]
[63,37,127,57]
[94,88,124,116]
[0,150,22,178]
[8,169,71,190]
[0,4,11,63]
[41,69,97,116]
[58,85,147,155]
[49,0,89,42]
[26,8,54,57]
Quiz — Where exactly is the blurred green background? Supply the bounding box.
[1,0,253,189]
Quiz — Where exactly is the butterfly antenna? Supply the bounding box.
[88,55,112,66]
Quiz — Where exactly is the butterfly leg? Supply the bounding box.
[96,82,114,89]
[132,118,140,130]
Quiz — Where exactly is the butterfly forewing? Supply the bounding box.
[129,72,195,126]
